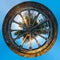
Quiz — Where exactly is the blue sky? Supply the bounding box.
[0,0,60,60]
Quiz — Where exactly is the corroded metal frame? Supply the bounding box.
[2,1,58,57]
